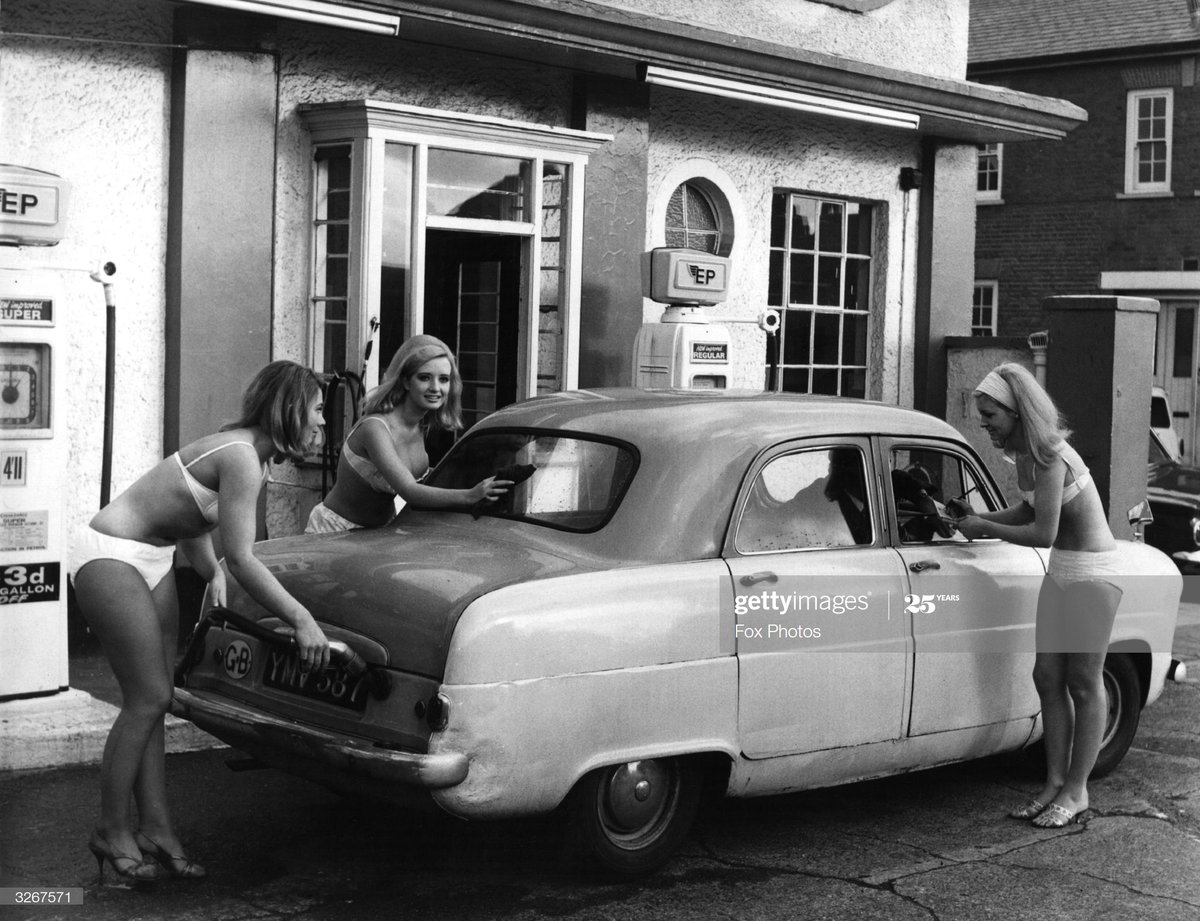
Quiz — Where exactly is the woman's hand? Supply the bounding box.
[206,569,228,608]
[293,613,330,672]
[468,476,512,504]
[954,515,989,540]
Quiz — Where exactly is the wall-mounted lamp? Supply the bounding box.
[640,64,920,131]
[185,0,401,35]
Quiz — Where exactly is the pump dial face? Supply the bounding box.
[0,343,51,430]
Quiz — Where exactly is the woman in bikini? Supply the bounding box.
[71,360,329,883]
[305,335,508,533]
[954,362,1122,828]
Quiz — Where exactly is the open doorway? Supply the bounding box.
[423,230,523,430]
[1156,299,1200,461]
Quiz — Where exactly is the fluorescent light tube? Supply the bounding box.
[642,65,919,131]
[187,0,400,35]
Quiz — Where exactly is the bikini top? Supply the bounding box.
[341,416,397,495]
[173,441,265,524]
[1011,442,1092,508]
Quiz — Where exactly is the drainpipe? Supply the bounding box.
[1028,330,1048,387]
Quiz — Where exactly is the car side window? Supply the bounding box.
[736,446,872,553]
[890,447,992,544]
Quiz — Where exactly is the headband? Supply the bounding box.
[974,370,1017,413]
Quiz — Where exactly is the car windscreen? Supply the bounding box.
[424,428,638,532]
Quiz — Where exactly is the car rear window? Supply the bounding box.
[424,428,638,532]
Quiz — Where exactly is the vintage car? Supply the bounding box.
[1147,427,1200,575]
[173,390,1183,878]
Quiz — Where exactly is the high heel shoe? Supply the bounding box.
[135,832,208,879]
[87,831,162,885]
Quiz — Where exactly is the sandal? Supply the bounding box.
[135,832,208,879]
[1032,803,1082,828]
[1008,798,1047,820]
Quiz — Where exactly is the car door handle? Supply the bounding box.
[740,571,779,586]
[909,560,941,573]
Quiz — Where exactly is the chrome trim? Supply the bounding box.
[172,688,467,789]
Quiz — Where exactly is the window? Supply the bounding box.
[301,101,607,410]
[976,143,1002,201]
[1125,89,1173,194]
[736,446,872,553]
[311,145,352,372]
[426,429,637,532]
[665,182,722,254]
[972,282,998,336]
[890,447,992,544]
[768,193,873,397]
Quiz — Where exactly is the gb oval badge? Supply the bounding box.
[222,640,253,680]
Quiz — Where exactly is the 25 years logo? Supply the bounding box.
[903,593,960,615]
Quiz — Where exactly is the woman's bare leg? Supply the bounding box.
[74,560,174,858]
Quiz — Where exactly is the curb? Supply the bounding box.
[0,689,226,773]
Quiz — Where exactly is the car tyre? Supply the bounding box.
[1023,652,1142,779]
[1091,652,1142,779]
[563,757,702,880]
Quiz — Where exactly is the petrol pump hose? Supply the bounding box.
[89,262,116,508]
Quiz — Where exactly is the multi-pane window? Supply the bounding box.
[972,282,998,336]
[665,182,721,254]
[768,193,872,398]
[311,145,352,372]
[1126,89,1172,194]
[976,143,1002,201]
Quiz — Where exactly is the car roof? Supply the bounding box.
[477,388,962,447]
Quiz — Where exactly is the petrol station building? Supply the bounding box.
[0,0,1082,696]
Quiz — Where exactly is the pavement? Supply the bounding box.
[2,601,1199,775]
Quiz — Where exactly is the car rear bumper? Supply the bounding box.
[171,688,468,790]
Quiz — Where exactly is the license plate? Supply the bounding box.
[261,648,370,712]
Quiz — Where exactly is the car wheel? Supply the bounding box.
[1091,652,1142,779]
[563,757,702,880]
[1021,653,1143,779]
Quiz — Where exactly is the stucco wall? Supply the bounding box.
[644,88,921,400]
[1,0,173,556]
[266,28,577,534]
[597,0,969,80]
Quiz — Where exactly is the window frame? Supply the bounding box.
[971,280,998,336]
[1125,88,1173,195]
[300,101,609,397]
[767,191,874,398]
[976,143,1003,202]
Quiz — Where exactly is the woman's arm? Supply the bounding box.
[177,533,227,607]
[956,456,1064,547]
[360,420,507,508]
[215,445,330,670]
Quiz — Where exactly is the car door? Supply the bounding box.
[724,438,912,758]
[883,439,1045,735]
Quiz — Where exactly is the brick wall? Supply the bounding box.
[971,56,1200,337]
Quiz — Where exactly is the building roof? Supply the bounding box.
[969,0,1200,66]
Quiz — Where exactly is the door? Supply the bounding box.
[424,231,523,428]
[725,439,912,758]
[1156,299,1200,461]
[884,440,1044,735]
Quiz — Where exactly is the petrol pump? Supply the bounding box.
[632,248,733,389]
[0,165,72,698]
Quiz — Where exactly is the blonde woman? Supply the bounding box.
[954,363,1122,828]
[306,335,508,533]
[72,361,329,882]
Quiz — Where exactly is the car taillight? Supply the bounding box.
[1190,517,1200,548]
